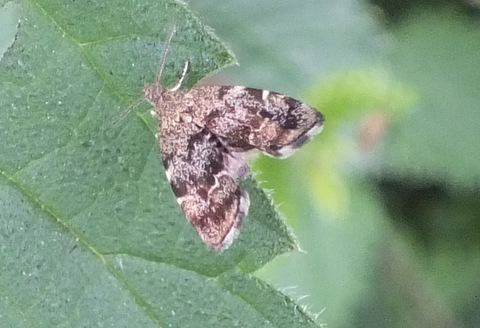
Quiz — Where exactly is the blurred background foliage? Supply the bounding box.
[189,0,480,327]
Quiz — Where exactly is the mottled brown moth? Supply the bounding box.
[137,26,324,250]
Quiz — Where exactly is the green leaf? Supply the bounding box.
[189,0,387,96]
[377,11,480,189]
[0,0,318,326]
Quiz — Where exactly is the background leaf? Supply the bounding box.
[0,1,21,59]
[187,1,480,327]
[377,11,480,188]
[0,0,320,326]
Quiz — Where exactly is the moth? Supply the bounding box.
[137,26,324,250]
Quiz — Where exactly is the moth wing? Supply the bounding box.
[163,128,249,250]
[204,86,324,158]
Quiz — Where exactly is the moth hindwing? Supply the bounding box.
[141,29,324,251]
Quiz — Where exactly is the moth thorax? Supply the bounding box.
[143,84,165,105]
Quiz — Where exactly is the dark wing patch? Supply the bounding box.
[164,128,250,250]
[205,86,324,158]
[178,173,249,250]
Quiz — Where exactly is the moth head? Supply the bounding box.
[143,84,165,105]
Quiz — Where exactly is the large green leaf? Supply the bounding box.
[0,0,319,326]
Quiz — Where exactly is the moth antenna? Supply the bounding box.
[113,21,178,125]
[169,61,189,92]
[112,97,145,125]
[156,21,177,85]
